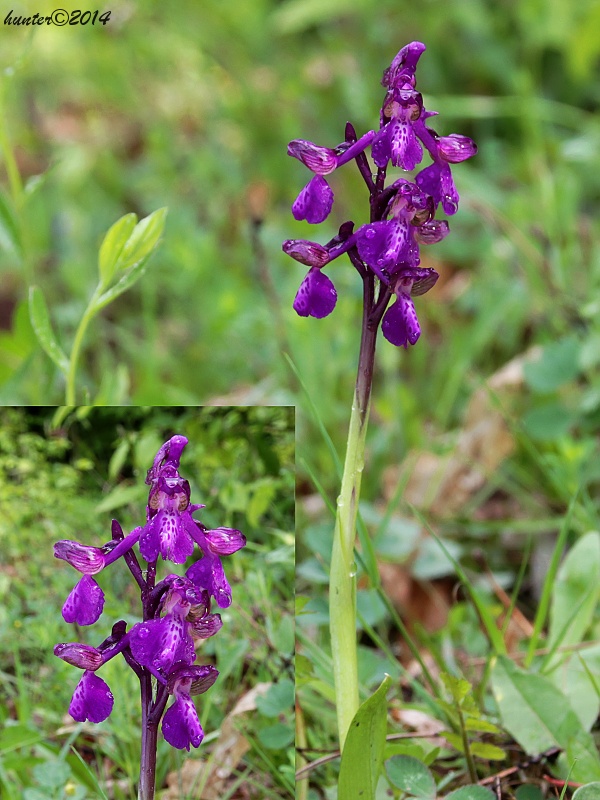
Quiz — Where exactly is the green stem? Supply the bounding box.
[65,293,99,405]
[329,272,377,750]
[457,706,478,784]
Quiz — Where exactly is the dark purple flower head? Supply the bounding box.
[283,41,476,347]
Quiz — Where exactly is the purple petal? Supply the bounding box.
[395,266,439,296]
[53,540,105,574]
[139,516,160,562]
[293,268,337,319]
[203,527,246,555]
[415,162,460,215]
[292,176,334,224]
[129,617,195,673]
[389,119,423,170]
[54,642,103,671]
[191,613,223,639]
[437,134,477,163]
[282,238,330,267]
[287,139,337,174]
[186,554,232,609]
[167,664,219,695]
[382,42,426,88]
[69,671,114,723]
[146,435,188,485]
[371,127,391,169]
[162,695,204,750]
[356,221,410,279]
[62,575,104,626]
[158,510,195,563]
[414,219,449,245]
[382,294,421,348]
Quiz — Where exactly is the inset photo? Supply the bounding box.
[0,405,294,799]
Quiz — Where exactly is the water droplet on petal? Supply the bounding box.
[349,561,357,578]
[365,227,376,239]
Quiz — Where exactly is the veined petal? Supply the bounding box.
[53,540,105,575]
[414,219,449,245]
[437,134,477,163]
[287,139,337,174]
[203,527,246,555]
[282,239,330,267]
[292,176,334,224]
[293,268,337,319]
[129,616,195,674]
[54,642,103,671]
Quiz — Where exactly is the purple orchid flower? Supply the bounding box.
[282,41,476,348]
[53,435,246,793]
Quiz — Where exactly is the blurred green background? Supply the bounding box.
[1,0,597,413]
[0,406,294,797]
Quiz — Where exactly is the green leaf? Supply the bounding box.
[119,207,167,271]
[547,531,600,658]
[464,717,502,734]
[469,742,506,760]
[515,786,544,800]
[491,655,600,783]
[338,674,391,800]
[97,212,137,288]
[93,207,167,312]
[522,402,574,441]
[524,337,582,393]
[443,731,465,753]
[444,786,496,800]
[572,783,600,800]
[441,673,472,705]
[257,722,294,749]
[28,286,69,375]
[385,755,436,799]
[255,679,294,717]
